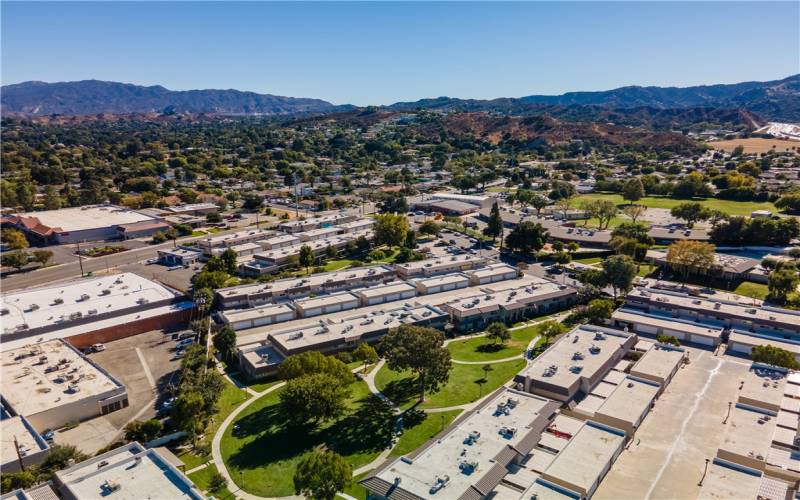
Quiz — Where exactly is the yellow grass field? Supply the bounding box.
[710,137,800,154]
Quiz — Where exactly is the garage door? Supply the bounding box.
[691,335,715,346]
[728,342,751,355]
[637,324,658,335]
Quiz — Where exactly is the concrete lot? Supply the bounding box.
[594,348,750,500]
[55,329,183,454]
[119,261,197,293]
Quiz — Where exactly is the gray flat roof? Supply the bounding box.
[10,205,155,233]
[629,346,685,383]
[611,308,724,339]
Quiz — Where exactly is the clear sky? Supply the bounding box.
[2,1,798,105]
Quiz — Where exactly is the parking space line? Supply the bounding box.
[136,347,156,389]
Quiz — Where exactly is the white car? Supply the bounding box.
[91,343,106,352]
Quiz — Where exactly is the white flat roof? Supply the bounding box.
[222,303,295,324]
[1,273,180,334]
[595,377,660,428]
[395,254,486,273]
[355,281,417,299]
[698,461,762,500]
[1,340,122,417]
[294,292,360,310]
[412,273,470,289]
[200,228,271,246]
[629,346,685,382]
[443,279,573,316]
[467,263,520,280]
[611,308,724,339]
[10,205,155,233]
[376,389,555,500]
[0,416,47,466]
[56,444,203,500]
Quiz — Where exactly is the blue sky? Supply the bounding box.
[2,2,798,105]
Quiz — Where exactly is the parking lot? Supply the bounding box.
[594,348,751,500]
[54,329,184,454]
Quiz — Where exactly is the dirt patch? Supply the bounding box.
[710,137,800,154]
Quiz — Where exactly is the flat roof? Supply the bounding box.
[519,326,635,392]
[541,422,625,495]
[374,388,556,500]
[1,340,122,417]
[258,233,300,245]
[56,443,204,500]
[294,291,360,310]
[629,346,685,383]
[158,248,202,258]
[218,265,394,300]
[163,203,217,213]
[719,406,775,462]
[221,303,295,324]
[443,279,574,316]
[595,377,660,428]
[411,273,470,289]
[269,304,446,353]
[647,249,758,274]
[738,365,788,411]
[199,228,271,246]
[9,205,155,233]
[253,234,369,260]
[1,273,180,334]
[698,460,762,500]
[355,281,417,299]
[466,263,520,280]
[0,416,48,466]
[395,254,486,273]
[611,308,724,339]
[728,331,800,355]
[279,213,354,228]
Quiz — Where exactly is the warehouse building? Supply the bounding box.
[1,340,128,431]
[442,280,578,331]
[645,249,760,282]
[465,263,521,286]
[628,344,686,388]
[395,254,487,279]
[162,202,219,216]
[241,232,372,276]
[411,273,470,295]
[293,292,361,318]
[572,374,660,437]
[428,192,498,210]
[413,198,479,216]
[728,331,800,363]
[361,388,560,500]
[2,205,167,244]
[609,308,724,347]
[237,304,447,380]
[0,273,193,349]
[220,303,296,331]
[515,326,637,402]
[0,414,50,473]
[257,233,300,250]
[157,247,203,267]
[215,265,395,309]
[698,459,796,500]
[296,226,343,242]
[52,442,204,500]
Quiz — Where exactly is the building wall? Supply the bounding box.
[65,307,193,349]
[21,386,128,431]
[54,227,120,244]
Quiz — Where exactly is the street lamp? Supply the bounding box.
[698,458,710,487]
[722,401,732,424]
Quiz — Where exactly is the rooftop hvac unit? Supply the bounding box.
[589,345,601,354]
[88,309,98,315]
[100,289,111,295]
[28,304,39,311]
[79,294,90,301]
[569,365,583,374]
[0,308,8,316]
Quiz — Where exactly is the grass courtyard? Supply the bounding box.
[390,409,462,458]
[187,464,235,500]
[446,323,549,362]
[574,193,778,216]
[374,358,526,410]
[220,380,390,497]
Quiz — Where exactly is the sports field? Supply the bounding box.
[574,193,777,216]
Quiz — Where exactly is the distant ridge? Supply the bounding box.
[0,80,343,116]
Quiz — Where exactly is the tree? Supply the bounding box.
[379,325,452,402]
[213,326,237,362]
[206,211,223,223]
[2,229,28,250]
[622,204,647,223]
[41,444,88,472]
[280,373,351,425]
[585,299,615,325]
[554,196,573,221]
[484,202,504,243]
[582,199,617,229]
[220,248,238,275]
[373,213,408,248]
[299,244,315,273]
[486,322,510,344]
[124,419,163,443]
[293,450,352,500]
[539,321,566,340]
[352,342,378,370]
[505,221,548,258]
[666,240,716,285]
[530,194,549,216]
[622,178,645,204]
[171,391,206,439]
[601,254,637,299]
[419,220,442,236]
[2,250,29,271]
[378,193,409,214]
[670,202,711,228]
[278,351,355,383]
[325,244,337,258]
[656,334,681,347]
[208,470,228,494]
[43,185,62,210]
[404,230,417,249]
[1,470,36,494]
[751,344,800,370]
[768,263,799,302]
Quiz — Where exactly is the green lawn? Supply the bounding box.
[734,281,769,300]
[447,323,548,362]
[374,248,401,264]
[245,378,282,394]
[390,410,462,457]
[188,464,235,500]
[579,216,651,230]
[574,256,603,265]
[375,359,526,410]
[575,193,777,216]
[637,264,658,278]
[221,381,389,497]
[175,448,210,470]
[324,259,356,271]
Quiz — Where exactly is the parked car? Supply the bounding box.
[91,343,106,352]
[40,429,54,442]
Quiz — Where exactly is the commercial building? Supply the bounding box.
[628,344,686,387]
[428,192,498,210]
[157,247,203,267]
[361,388,560,500]
[2,205,167,244]
[573,375,660,437]
[241,232,372,276]
[395,255,487,279]
[442,279,578,331]
[411,273,470,295]
[0,273,193,349]
[1,340,128,431]
[413,199,479,216]
[515,326,637,402]
[257,233,301,250]
[209,241,263,258]
[277,213,357,233]
[645,249,760,282]
[1,484,60,500]
[465,264,520,286]
[698,459,796,500]
[220,303,296,331]
[195,228,272,255]
[0,414,50,473]
[215,265,395,309]
[609,308,724,347]
[52,442,204,500]
[296,226,344,242]
[162,203,219,216]
[728,331,800,362]
[237,304,447,380]
[354,281,418,306]
[293,291,361,318]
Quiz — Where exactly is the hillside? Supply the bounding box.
[0,80,342,116]
[387,74,800,122]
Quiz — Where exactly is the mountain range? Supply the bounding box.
[2,75,799,122]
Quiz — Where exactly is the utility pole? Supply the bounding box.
[76,241,85,277]
[294,172,299,220]
[13,436,25,471]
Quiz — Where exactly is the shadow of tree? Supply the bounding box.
[476,343,504,353]
[380,377,419,407]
